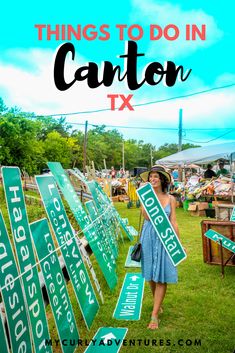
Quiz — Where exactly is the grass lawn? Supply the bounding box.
[112,204,235,353]
[0,187,234,353]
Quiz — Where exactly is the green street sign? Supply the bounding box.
[121,218,128,225]
[84,327,128,353]
[36,175,99,329]
[49,164,104,304]
[72,168,88,183]
[137,183,187,266]
[85,200,116,266]
[0,212,32,353]
[87,181,119,255]
[76,236,104,304]
[69,170,121,242]
[113,273,144,320]
[47,162,117,291]
[2,167,52,352]
[30,218,79,353]
[0,312,9,353]
[205,229,235,253]
[94,182,134,241]
[125,246,141,268]
[230,207,235,222]
[126,226,138,237]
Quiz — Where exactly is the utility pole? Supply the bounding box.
[178,109,183,181]
[122,141,125,170]
[150,147,153,167]
[83,120,88,174]
[178,108,183,152]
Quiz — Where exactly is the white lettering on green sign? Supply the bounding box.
[205,229,235,253]
[2,166,52,353]
[230,207,235,222]
[31,218,79,353]
[113,273,144,320]
[0,211,32,353]
[84,327,128,353]
[36,175,99,329]
[94,181,133,241]
[137,183,186,266]
[47,162,117,290]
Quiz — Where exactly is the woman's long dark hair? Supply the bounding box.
[148,172,169,193]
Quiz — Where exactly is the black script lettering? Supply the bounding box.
[54,41,192,91]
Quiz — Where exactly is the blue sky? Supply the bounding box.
[0,0,235,147]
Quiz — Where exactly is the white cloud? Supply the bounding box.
[0,47,235,147]
[130,0,223,58]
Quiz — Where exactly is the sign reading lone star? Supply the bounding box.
[137,183,186,266]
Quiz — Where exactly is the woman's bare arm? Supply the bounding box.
[141,204,150,220]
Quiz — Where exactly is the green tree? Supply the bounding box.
[0,98,8,113]
[87,126,123,169]
[0,114,45,174]
[35,116,72,139]
[154,143,200,161]
[43,131,73,168]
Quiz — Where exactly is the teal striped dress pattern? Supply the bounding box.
[140,203,178,283]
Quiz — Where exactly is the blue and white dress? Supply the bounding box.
[140,203,178,283]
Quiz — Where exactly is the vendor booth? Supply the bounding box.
[157,141,235,211]
[157,141,235,273]
[157,141,235,166]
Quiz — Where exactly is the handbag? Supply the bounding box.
[131,242,141,262]
[130,210,144,262]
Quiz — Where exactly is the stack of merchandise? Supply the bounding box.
[174,176,233,200]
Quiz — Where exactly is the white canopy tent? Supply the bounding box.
[157,141,235,166]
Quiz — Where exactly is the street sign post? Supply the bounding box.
[31,218,79,353]
[137,183,186,266]
[87,181,119,256]
[47,162,117,290]
[0,212,32,353]
[94,181,134,241]
[205,229,235,253]
[2,167,51,352]
[113,273,144,320]
[84,327,128,353]
[36,175,99,329]
[85,200,116,266]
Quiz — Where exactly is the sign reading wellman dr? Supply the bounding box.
[137,183,186,266]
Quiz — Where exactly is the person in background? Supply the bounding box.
[119,168,125,178]
[110,166,116,179]
[140,165,183,330]
[172,168,179,181]
[216,162,229,177]
[204,164,216,179]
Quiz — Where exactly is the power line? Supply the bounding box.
[81,123,178,130]
[69,122,235,132]
[182,129,235,144]
[39,82,235,117]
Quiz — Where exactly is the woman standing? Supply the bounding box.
[140,165,181,330]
